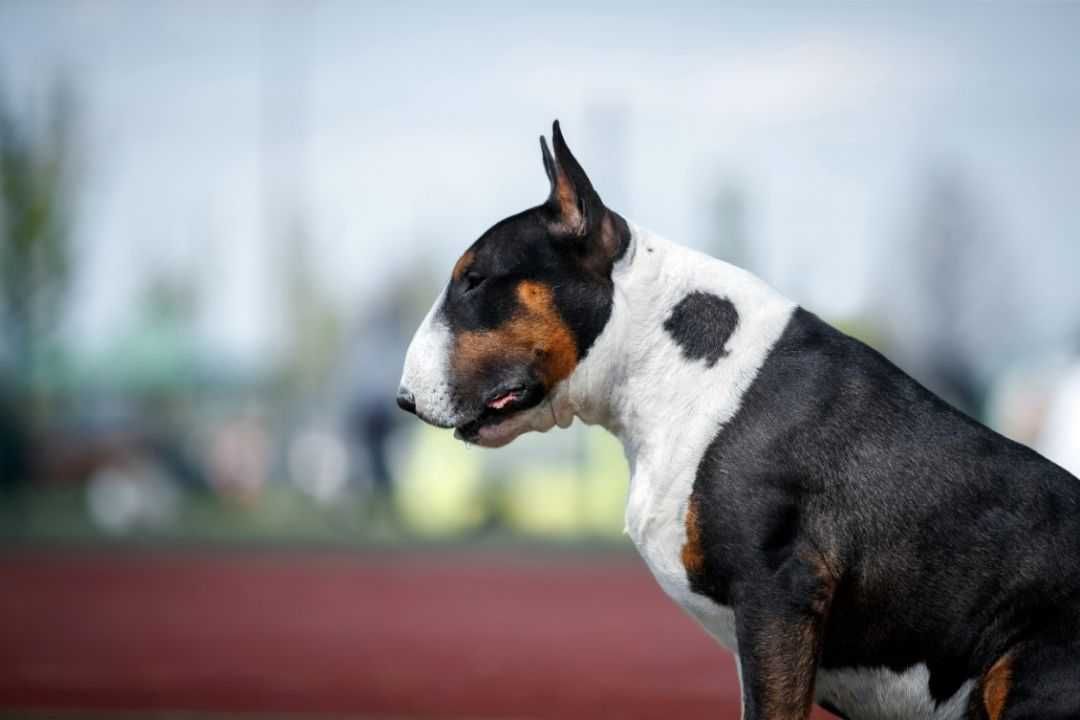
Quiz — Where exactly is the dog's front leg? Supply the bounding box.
[733,557,835,720]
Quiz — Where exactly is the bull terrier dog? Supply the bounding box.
[397,121,1080,720]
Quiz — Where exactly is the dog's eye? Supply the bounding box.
[462,271,486,294]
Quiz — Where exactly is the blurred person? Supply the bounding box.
[0,382,29,497]
[346,295,413,528]
[348,395,397,523]
[207,412,270,506]
[987,362,1063,448]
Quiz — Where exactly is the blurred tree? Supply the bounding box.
[143,270,198,329]
[0,81,76,380]
[0,80,78,489]
[896,166,1017,418]
[914,169,983,415]
[279,218,344,400]
[709,179,752,272]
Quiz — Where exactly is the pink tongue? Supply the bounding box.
[488,392,519,410]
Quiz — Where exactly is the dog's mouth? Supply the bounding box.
[454,382,546,444]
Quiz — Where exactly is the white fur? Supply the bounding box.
[549,223,795,658]
[400,288,459,428]
[546,224,976,718]
[816,665,974,720]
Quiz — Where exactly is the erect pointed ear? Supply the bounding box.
[540,134,558,189]
[539,120,604,237]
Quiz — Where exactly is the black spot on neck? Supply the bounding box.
[663,292,739,367]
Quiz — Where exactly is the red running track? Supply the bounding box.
[0,549,834,719]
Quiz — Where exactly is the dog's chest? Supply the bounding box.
[625,464,738,650]
[615,285,798,651]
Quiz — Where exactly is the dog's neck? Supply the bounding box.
[551,222,797,474]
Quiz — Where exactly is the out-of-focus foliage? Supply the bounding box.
[0,81,76,385]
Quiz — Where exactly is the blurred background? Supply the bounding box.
[1,2,1079,719]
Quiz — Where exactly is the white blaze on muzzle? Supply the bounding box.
[399,289,458,428]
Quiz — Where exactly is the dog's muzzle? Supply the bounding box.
[396,387,416,415]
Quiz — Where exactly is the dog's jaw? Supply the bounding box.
[460,377,581,448]
[458,400,561,448]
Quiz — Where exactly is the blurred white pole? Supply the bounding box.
[1039,364,1080,478]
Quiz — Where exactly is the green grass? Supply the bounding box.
[0,484,636,558]
[0,484,367,545]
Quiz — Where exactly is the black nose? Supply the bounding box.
[396,387,417,415]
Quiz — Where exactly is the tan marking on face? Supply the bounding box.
[982,653,1012,720]
[681,497,705,575]
[452,249,475,282]
[454,280,577,388]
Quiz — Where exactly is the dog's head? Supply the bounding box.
[397,121,629,447]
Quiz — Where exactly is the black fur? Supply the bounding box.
[663,292,739,367]
[409,122,1080,717]
[686,307,1080,717]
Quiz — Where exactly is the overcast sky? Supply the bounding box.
[2,1,1079,367]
